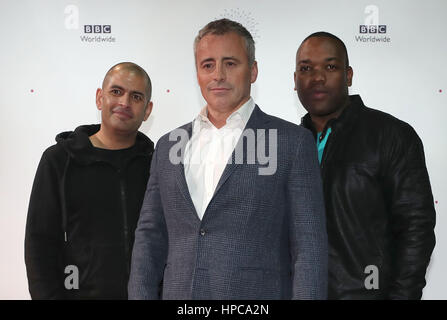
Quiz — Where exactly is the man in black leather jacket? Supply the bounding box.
[294,32,436,299]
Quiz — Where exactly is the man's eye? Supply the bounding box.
[111,89,121,95]
[327,64,337,70]
[203,63,213,69]
[133,95,143,101]
[226,61,236,67]
[300,66,311,72]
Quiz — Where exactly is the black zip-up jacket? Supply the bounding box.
[25,124,154,299]
[302,95,436,299]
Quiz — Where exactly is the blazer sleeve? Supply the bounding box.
[383,124,436,299]
[287,129,328,299]
[128,143,169,300]
[25,150,66,299]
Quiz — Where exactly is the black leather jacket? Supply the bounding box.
[302,95,436,299]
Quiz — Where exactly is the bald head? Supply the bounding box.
[103,62,152,101]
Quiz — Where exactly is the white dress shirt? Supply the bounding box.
[184,98,255,220]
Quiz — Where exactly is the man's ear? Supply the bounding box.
[250,61,258,83]
[347,66,354,87]
[96,88,103,110]
[294,71,297,91]
[143,101,153,121]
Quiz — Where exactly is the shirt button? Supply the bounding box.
[200,229,206,236]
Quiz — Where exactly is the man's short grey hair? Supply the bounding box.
[194,18,256,66]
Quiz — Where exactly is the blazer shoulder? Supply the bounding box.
[156,122,193,148]
[263,112,312,139]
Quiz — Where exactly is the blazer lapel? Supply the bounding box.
[213,105,266,197]
[173,123,200,220]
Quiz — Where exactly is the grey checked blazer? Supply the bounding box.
[128,105,328,299]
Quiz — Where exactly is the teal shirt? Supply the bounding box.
[316,127,332,164]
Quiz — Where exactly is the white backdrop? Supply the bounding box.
[0,0,445,299]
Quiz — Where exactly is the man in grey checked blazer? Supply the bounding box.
[128,18,328,300]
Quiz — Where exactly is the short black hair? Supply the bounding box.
[301,32,349,67]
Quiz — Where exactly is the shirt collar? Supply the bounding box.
[194,97,255,130]
[227,97,255,126]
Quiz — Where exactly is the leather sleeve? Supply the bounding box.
[383,123,436,299]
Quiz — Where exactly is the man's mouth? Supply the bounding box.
[210,87,230,92]
[311,89,329,100]
[112,107,133,119]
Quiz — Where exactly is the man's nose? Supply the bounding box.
[213,63,226,82]
[118,93,132,107]
[311,68,326,84]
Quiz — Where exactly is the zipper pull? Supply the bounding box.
[64,232,68,242]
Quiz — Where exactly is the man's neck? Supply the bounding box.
[89,126,137,150]
[310,114,335,133]
[207,97,250,129]
[310,97,350,132]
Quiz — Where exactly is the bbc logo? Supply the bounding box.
[84,25,111,33]
[359,25,387,34]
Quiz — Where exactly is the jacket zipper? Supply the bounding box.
[118,169,130,276]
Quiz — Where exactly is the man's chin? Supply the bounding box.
[108,119,139,134]
[304,102,339,117]
[304,104,327,115]
[207,95,251,112]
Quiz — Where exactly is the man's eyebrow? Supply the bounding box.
[130,90,145,96]
[298,57,339,64]
[223,56,241,62]
[199,57,215,64]
[110,84,124,90]
[199,56,241,64]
